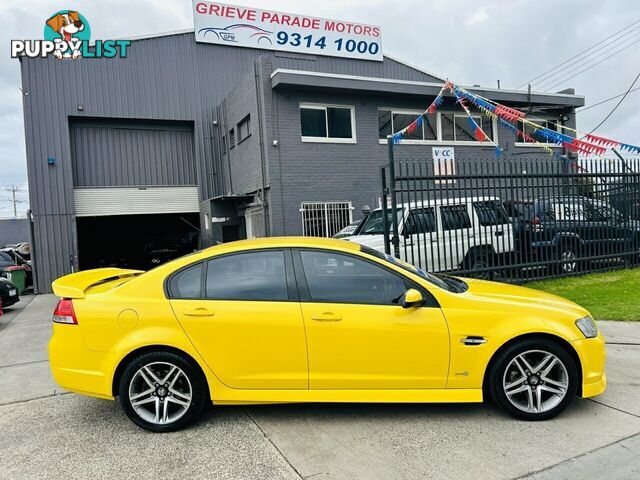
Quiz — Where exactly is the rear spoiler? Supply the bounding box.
[51,268,144,299]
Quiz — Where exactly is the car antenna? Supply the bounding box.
[179,216,223,245]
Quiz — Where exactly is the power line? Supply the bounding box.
[530,26,640,89]
[517,18,640,89]
[542,36,640,92]
[535,29,640,90]
[576,86,640,113]
[582,71,640,137]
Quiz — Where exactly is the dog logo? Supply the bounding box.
[44,10,91,59]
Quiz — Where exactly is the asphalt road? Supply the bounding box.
[1,295,639,480]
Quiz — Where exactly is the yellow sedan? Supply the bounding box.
[49,237,606,432]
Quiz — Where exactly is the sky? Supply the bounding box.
[1,0,639,217]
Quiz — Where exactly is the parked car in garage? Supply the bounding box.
[0,276,19,309]
[506,196,640,273]
[344,197,514,279]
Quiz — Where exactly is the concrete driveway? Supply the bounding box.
[1,295,639,480]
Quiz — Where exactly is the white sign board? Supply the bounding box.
[193,1,383,61]
[432,147,456,183]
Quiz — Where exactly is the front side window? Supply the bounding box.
[440,205,472,230]
[206,250,288,301]
[300,250,407,305]
[552,201,585,220]
[168,263,203,299]
[359,208,403,235]
[300,104,355,142]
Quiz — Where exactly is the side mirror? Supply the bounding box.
[400,288,423,308]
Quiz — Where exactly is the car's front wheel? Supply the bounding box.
[118,350,209,432]
[489,339,578,420]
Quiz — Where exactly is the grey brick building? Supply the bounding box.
[19,30,584,292]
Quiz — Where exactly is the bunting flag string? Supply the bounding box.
[456,86,640,156]
[390,82,451,144]
[388,80,639,168]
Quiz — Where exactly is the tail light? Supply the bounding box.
[53,298,77,325]
[531,216,543,232]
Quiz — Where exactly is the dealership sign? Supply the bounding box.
[193,1,383,61]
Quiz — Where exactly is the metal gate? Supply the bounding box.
[379,155,640,283]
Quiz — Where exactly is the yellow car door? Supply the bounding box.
[169,249,308,389]
[294,249,449,389]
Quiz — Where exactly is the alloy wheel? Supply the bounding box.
[502,350,569,414]
[128,361,192,425]
[561,250,577,273]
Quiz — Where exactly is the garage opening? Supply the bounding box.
[77,213,200,271]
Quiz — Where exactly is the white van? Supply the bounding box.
[344,197,514,277]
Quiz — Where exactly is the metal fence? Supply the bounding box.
[301,201,354,238]
[378,155,640,283]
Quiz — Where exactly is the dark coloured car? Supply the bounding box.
[0,277,19,309]
[506,196,640,273]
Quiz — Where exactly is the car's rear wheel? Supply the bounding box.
[557,244,579,274]
[119,351,208,432]
[463,249,496,280]
[489,339,578,420]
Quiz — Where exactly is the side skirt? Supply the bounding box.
[212,388,484,405]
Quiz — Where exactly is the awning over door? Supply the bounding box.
[74,186,199,217]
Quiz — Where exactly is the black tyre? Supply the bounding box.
[488,338,578,421]
[118,350,209,432]
[464,249,495,280]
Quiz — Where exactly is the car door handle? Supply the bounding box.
[183,308,215,317]
[311,313,342,322]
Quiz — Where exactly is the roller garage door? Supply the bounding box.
[70,119,200,269]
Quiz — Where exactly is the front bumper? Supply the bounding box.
[572,332,607,398]
[0,293,19,308]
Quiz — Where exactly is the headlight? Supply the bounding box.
[575,316,598,338]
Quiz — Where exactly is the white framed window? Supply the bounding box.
[515,118,561,147]
[378,109,438,143]
[378,110,498,146]
[300,103,356,144]
[300,201,354,237]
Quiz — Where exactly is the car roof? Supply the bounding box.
[373,197,501,211]
[199,236,361,256]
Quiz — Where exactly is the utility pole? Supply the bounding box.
[4,185,25,218]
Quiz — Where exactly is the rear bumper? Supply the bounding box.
[48,324,116,400]
[572,332,607,398]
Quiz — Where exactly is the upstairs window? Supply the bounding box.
[300,104,356,143]
[229,128,236,149]
[378,109,437,141]
[517,118,560,145]
[440,113,495,142]
[237,115,251,143]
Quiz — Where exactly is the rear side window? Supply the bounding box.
[553,201,585,220]
[407,208,437,234]
[168,263,203,299]
[206,250,288,301]
[440,205,471,231]
[473,201,509,226]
